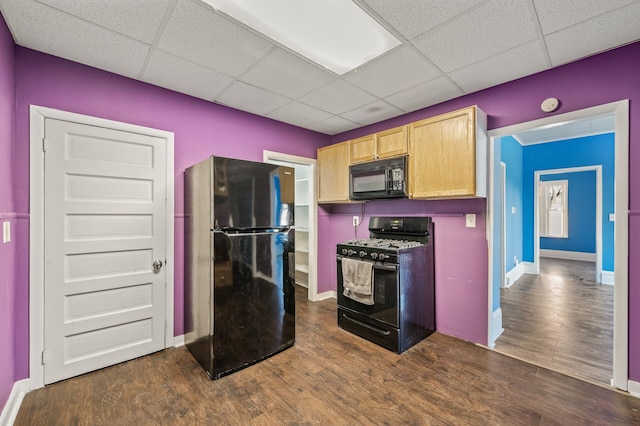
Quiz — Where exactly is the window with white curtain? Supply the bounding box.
[539,179,568,238]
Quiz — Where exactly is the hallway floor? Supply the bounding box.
[494,257,613,386]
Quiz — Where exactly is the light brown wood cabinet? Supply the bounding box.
[408,106,486,199]
[349,126,408,164]
[317,141,350,203]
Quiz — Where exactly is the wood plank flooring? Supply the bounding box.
[493,257,614,386]
[16,284,639,425]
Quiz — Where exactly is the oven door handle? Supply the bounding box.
[337,255,397,272]
[373,263,397,272]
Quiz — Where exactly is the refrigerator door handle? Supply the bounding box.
[214,229,291,237]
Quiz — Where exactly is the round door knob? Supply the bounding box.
[153,259,164,272]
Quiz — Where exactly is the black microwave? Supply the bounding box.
[349,156,408,200]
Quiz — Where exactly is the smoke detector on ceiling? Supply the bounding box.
[541,97,559,113]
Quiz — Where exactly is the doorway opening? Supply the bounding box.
[487,100,628,390]
[263,150,319,301]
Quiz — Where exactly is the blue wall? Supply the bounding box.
[540,171,596,253]
[501,136,524,275]
[522,133,615,271]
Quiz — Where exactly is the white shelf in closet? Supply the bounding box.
[295,264,309,273]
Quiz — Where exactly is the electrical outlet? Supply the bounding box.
[465,214,476,228]
[513,256,518,266]
[352,216,360,226]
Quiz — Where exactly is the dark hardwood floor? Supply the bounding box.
[16,284,639,425]
[493,257,614,386]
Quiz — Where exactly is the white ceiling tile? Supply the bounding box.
[545,2,640,66]
[362,0,484,40]
[241,48,335,99]
[340,100,404,126]
[215,81,290,116]
[533,0,637,35]
[385,76,464,113]
[306,116,360,135]
[298,80,377,115]
[2,0,148,79]
[141,49,234,101]
[267,102,333,128]
[412,0,538,72]
[158,0,274,77]
[449,41,549,93]
[344,46,441,98]
[35,0,173,43]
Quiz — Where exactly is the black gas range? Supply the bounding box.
[336,217,435,353]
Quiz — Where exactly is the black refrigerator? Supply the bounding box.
[184,156,295,379]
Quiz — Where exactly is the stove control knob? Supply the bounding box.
[379,254,388,261]
[359,251,367,258]
[370,252,378,260]
[347,249,356,256]
[341,248,348,255]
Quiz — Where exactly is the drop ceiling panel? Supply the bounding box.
[341,100,404,126]
[361,0,484,40]
[299,80,377,115]
[141,49,234,101]
[215,81,290,116]
[533,0,637,35]
[385,76,464,113]
[306,116,360,135]
[35,0,173,44]
[240,48,335,99]
[157,0,274,77]
[2,0,149,79]
[545,2,640,66]
[344,46,441,98]
[267,101,333,128]
[449,41,549,93]
[412,0,539,72]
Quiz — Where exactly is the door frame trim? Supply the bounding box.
[534,166,603,281]
[28,105,175,390]
[262,150,319,301]
[486,99,629,390]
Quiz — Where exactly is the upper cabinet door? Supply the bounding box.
[317,141,350,203]
[350,134,377,164]
[409,107,476,199]
[376,126,408,159]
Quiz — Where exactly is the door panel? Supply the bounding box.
[43,118,166,384]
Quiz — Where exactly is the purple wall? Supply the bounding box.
[11,47,330,381]
[329,42,640,379]
[321,198,489,343]
[0,12,15,411]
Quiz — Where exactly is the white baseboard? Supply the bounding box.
[600,270,615,286]
[522,262,536,275]
[1,379,29,426]
[628,379,640,398]
[174,335,185,347]
[488,308,504,348]
[540,249,596,262]
[505,262,525,288]
[316,290,336,301]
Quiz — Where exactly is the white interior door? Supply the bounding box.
[43,118,167,384]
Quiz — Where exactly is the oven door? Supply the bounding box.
[336,256,399,327]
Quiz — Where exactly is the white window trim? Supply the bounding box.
[540,179,569,238]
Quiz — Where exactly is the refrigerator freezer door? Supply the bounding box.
[212,157,294,230]
[211,228,295,378]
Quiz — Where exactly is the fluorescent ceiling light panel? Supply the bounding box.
[203,0,401,75]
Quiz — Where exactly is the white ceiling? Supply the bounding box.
[512,113,615,145]
[1,0,639,135]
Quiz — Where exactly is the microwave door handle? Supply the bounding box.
[386,168,392,193]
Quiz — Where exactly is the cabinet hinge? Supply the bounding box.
[42,138,48,152]
[41,349,46,365]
